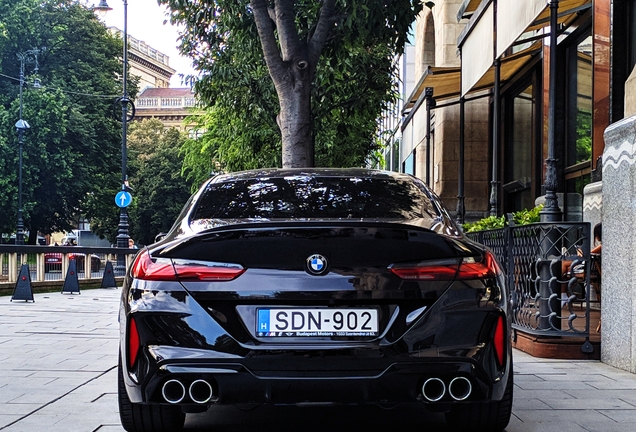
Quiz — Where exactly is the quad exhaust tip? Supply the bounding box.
[448,376,472,401]
[422,377,446,402]
[422,376,472,402]
[162,379,215,404]
[189,379,214,404]
[162,379,186,404]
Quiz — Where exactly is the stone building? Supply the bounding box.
[134,87,198,132]
[403,0,636,373]
[108,27,175,90]
[108,27,199,132]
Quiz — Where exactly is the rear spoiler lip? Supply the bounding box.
[152,220,476,259]
[188,218,439,233]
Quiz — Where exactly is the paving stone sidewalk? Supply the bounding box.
[1,289,635,431]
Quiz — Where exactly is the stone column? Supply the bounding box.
[601,116,636,372]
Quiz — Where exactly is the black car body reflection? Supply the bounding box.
[118,168,512,432]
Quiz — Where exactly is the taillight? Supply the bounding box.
[388,252,501,281]
[172,259,246,281]
[388,259,459,280]
[128,316,140,369]
[493,315,506,367]
[130,249,245,282]
[457,252,502,280]
[131,249,177,280]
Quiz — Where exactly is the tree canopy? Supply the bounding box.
[88,119,194,246]
[128,119,193,246]
[0,0,125,243]
[163,0,422,180]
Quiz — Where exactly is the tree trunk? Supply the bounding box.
[278,64,314,167]
[251,0,336,169]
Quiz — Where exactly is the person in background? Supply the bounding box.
[562,222,602,273]
[590,222,602,255]
[128,239,138,249]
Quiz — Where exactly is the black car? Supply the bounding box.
[118,168,512,432]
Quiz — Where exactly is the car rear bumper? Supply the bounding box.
[123,351,511,407]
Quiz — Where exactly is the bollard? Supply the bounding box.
[61,258,80,294]
[11,263,34,302]
[100,261,117,288]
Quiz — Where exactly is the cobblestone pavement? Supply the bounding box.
[1,289,635,431]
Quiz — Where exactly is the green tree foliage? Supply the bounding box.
[163,0,422,179]
[127,119,193,246]
[0,0,125,243]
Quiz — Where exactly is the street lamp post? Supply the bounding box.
[14,120,29,246]
[95,0,134,274]
[14,49,41,245]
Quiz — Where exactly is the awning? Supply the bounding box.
[473,42,542,91]
[458,0,591,96]
[461,1,494,97]
[528,0,592,32]
[457,0,482,21]
[404,67,460,111]
[497,0,591,58]
[403,42,541,114]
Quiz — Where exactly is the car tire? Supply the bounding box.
[118,360,185,432]
[445,371,513,432]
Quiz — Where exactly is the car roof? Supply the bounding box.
[208,168,417,184]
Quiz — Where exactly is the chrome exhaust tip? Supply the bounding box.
[448,376,472,401]
[162,379,186,404]
[189,379,214,404]
[422,377,446,402]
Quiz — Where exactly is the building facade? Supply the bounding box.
[107,27,199,132]
[402,0,615,222]
[134,87,198,132]
[108,27,175,90]
[403,0,636,372]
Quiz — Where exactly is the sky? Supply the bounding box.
[98,0,197,88]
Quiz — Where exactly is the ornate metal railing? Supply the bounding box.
[466,221,595,353]
[0,245,138,285]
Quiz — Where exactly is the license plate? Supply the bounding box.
[257,308,378,337]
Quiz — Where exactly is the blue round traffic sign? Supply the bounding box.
[115,191,132,208]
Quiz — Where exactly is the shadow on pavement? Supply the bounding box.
[184,404,450,431]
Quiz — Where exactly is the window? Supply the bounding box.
[403,151,415,176]
[192,177,440,224]
[564,32,593,221]
[503,76,539,214]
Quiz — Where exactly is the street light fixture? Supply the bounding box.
[94,0,134,274]
[15,49,41,245]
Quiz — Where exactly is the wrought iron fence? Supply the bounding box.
[466,221,596,352]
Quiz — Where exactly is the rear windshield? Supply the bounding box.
[191,176,441,224]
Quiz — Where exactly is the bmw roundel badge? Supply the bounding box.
[306,254,328,275]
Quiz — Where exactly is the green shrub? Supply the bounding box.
[462,205,543,233]
[511,204,543,225]
[463,215,506,233]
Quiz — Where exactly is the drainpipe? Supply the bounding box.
[457,95,466,224]
[425,87,435,186]
[489,0,500,217]
[489,58,501,217]
[540,0,563,222]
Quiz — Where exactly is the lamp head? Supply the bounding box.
[32,78,42,89]
[94,0,112,17]
[15,119,30,130]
